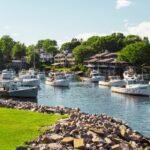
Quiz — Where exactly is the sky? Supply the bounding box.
[0,0,149,46]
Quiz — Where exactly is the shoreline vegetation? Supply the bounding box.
[0,99,150,149]
[0,33,150,72]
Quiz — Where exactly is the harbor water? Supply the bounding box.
[37,81,150,136]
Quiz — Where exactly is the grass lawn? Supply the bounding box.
[0,107,67,150]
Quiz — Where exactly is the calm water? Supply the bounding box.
[38,81,150,136]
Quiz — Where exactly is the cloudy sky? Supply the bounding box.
[0,0,149,45]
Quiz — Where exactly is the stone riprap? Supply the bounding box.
[0,99,150,150]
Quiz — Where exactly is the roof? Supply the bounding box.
[87,58,98,63]
[54,53,65,58]
[97,58,114,63]
[67,53,73,57]
[104,53,117,57]
[94,52,109,58]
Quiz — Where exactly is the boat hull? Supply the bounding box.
[99,81,110,86]
[110,80,126,87]
[82,76,105,82]
[8,87,38,98]
[46,79,69,87]
[111,85,150,96]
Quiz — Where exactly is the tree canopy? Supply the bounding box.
[36,39,58,54]
[60,38,81,53]
[12,42,26,59]
[118,41,150,65]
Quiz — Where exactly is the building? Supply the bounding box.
[54,53,75,67]
[84,52,128,76]
[12,59,27,70]
[66,53,75,66]
[40,49,53,63]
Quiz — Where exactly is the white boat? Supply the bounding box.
[123,70,140,80]
[83,70,105,82]
[1,69,16,80]
[37,72,46,79]
[99,76,126,87]
[109,76,126,87]
[99,80,110,86]
[111,80,150,96]
[19,74,40,87]
[46,74,69,87]
[0,80,38,98]
[65,73,77,81]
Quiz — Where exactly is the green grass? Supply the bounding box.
[55,67,71,72]
[0,107,67,150]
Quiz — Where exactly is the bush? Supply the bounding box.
[71,64,87,72]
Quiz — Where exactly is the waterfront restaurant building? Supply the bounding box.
[84,52,128,76]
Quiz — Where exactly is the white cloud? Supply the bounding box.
[116,0,131,9]
[126,21,150,39]
[75,33,107,41]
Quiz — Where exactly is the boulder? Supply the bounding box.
[47,143,63,149]
[49,134,63,141]
[73,138,85,149]
[111,144,120,150]
[89,128,105,136]
[61,137,74,144]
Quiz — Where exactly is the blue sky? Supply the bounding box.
[0,0,149,46]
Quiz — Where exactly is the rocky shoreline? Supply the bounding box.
[0,99,150,150]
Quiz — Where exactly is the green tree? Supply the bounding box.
[0,35,15,60]
[36,39,57,49]
[118,41,150,65]
[12,42,26,59]
[60,38,81,52]
[26,45,40,68]
[46,46,58,55]
[123,35,142,46]
[73,45,95,64]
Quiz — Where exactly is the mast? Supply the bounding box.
[33,49,35,70]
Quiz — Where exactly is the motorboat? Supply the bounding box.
[99,76,126,87]
[37,72,46,79]
[46,74,69,87]
[18,74,40,87]
[82,70,105,82]
[65,73,77,81]
[0,80,38,98]
[123,70,140,80]
[111,80,150,96]
[1,69,16,80]
[109,76,126,87]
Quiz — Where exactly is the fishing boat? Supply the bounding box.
[18,74,40,87]
[46,74,69,87]
[111,80,150,96]
[99,76,126,87]
[37,72,46,79]
[82,70,105,82]
[65,73,77,81]
[1,69,16,80]
[0,80,38,98]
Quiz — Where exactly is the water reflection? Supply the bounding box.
[38,81,150,136]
